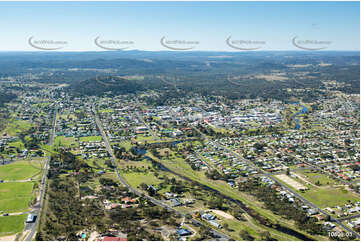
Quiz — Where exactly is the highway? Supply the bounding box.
[25,105,57,241]
[92,106,230,241]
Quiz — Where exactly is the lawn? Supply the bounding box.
[99,109,114,113]
[0,160,40,180]
[6,140,25,150]
[1,120,33,136]
[298,171,337,186]
[302,187,359,208]
[0,182,34,213]
[54,136,77,147]
[0,214,26,236]
[121,171,164,189]
[275,174,359,208]
[79,136,102,142]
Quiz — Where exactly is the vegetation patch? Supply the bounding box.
[79,136,102,142]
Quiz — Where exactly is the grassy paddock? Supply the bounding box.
[79,136,102,142]
[298,171,337,186]
[0,182,34,213]
[302,187,359,208]
[0,214,26,236]
[0,160,40,180]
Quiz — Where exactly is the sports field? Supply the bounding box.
[0,182,34,213]
[0,214,26,236]
[0,160,40,180]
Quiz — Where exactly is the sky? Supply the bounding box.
[0,1,359,51]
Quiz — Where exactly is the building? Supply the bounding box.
[176,229,192,237]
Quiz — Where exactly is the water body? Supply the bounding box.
[290,101,309,130]
[131,147,147,155]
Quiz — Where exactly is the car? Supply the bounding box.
[3,213,9,216]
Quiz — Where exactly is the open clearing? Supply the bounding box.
[54,136,77,147]
[0,214,26,236]
[79,136,102,142]
[276,174,358,207]
[275,174,308,190]
[302,187,359,208]
[0,160,40,180]
[0,182,34,213]
[1,120,33,137]
[297,171,336,186]
[210,209,234,219]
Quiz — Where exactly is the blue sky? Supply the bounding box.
[0,1,359,51]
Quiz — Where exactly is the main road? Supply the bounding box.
[92,106,230,241]
[25,105,57,241]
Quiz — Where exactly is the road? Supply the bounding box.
[134,110,159,140]
[25,105,57,241]
[337,214,360,221]
[92,106,230,241]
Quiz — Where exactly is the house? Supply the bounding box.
[209,220,222,229]
[121,197,137,204]
[170,198,182,207]
[324,222,336,229]
[176,229,192,237]
[103,237,127,241]
[307,209,319,216]
[201,213,216,221]
[111,203,121,209]
[164,192,177,199]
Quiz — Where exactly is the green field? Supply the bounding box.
[79,136,102,142]
[298,171,337,186]
[275,173,359,208]
[6,140,25,150]
[54,136,77,147]
[0,214,26,236]
[99,109,114,113]
[302,187,359,208]
[0,160,40,180]
[1,120,33,136]
[121,171,167,189]
[0,182,34,213]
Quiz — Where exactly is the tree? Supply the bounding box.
[286,167,290,176]
[239,229,254,241]
[260,231,272,240]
